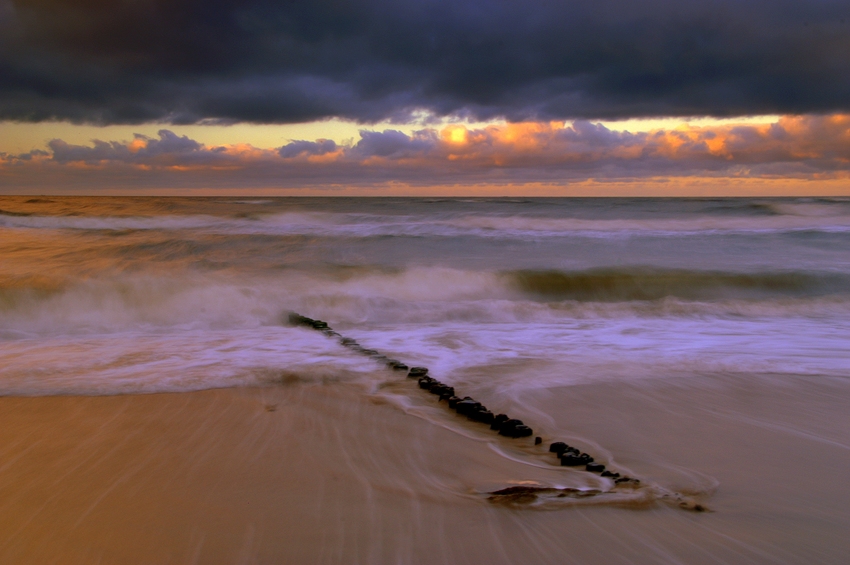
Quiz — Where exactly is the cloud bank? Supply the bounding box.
[2,0,850,124]
[2,115,849,193]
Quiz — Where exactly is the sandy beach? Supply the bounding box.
[2,371,848,564]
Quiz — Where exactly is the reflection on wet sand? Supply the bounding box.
[2,371,848,564]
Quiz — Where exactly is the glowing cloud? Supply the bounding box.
[1,116,849,195]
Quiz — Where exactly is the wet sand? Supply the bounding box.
[1,374,849,564]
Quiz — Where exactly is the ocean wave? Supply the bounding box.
[2,267,849,396]
[4,207,850,239]
[506,268,850,301]
[2,266,849,340]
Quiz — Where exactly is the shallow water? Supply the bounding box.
[1,196,849,562]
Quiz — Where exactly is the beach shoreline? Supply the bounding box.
[2,372,847,564]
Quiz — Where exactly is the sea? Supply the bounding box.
[1,195,849,563]
[2,196,849,396]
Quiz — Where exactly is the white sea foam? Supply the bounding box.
[4,205,850,239]
[2,196,850,396]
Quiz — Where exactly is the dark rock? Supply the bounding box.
[287,312,313,326]
[586,463,605,473]
[498,418,522,429]
[580,453,594,463]
[498,419,532,437]
[447,396,462,408]
[487,486,547,504]
[489,486,551,496]
[455,400,482,416]
[439,393,453,401]
[286,312,303,325]
[361,349,380,356]
[418,377,434,389]
[389,361,409,371]
[490,414,509,430]
[601,471,620,478]
[310,320,329,330]
[470,410,495,425]
[535,436,542,445]
[407,367,429,378]
[549,441,568,454]
[340,338,357,345]
[560,454,585,466]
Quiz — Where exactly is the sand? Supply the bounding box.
[1,373,848,564]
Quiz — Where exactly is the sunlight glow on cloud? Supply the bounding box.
[1,115,849,195]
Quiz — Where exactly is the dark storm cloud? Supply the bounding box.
[351,130,438,158]
[48,130,203,163]
[2,0,850,124]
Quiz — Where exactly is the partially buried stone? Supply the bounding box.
[287,312,311,326]
[407,367,428,378]
[535,436,542,445]
[389,361,409,371]
[490,414,509,430]
[560,454,584,466]
[549,441,568,454]
[447,396,461,408]
[601,471,620,478]
[340,337,357,345]
[470,410,495,425]
[498,419,532,437]
[586,463,605,473]
[418,377,434,389]
[310,320,329,330]
[455,400,482,415]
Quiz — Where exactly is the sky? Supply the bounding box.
[1,0,849,196]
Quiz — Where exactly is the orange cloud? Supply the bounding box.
[1,117,850,194]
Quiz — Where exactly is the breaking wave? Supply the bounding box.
[507,268,850,302]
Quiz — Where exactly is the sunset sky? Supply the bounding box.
[1,0,849,195]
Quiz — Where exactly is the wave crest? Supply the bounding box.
[508,268,849,301]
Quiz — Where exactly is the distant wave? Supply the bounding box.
[0,208,33,217]
[4,208,850,239]
[507,268,850,301]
